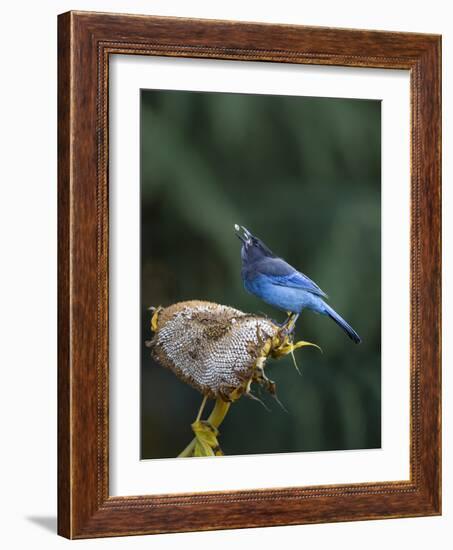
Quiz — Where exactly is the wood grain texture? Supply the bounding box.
[57,10,441,539]
[57,11,71,538]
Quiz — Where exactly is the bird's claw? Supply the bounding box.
[279,313,299,337]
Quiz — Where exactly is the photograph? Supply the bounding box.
[140,88,382,459]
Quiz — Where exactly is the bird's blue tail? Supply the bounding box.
[323,303,361,344]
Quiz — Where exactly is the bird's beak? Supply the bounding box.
[234,224,251,244]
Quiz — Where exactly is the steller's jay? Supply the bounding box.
[235,225,361,344]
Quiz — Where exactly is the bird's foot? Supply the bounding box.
[273,313,295,328]
[280,313,299,337]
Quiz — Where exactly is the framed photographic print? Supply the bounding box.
[58,11,441,539]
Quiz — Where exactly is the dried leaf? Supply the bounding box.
[191,420,222,457]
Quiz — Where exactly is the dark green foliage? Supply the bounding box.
[140,89,381,459]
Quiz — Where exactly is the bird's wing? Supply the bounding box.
[258,257,328,298]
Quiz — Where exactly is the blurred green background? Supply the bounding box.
[140,89,381,459]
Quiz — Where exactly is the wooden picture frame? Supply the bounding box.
[58,10,441,539]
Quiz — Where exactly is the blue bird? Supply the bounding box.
[235,225,361,344]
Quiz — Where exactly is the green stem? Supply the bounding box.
[207,397,231,426]
[177,397,231,458]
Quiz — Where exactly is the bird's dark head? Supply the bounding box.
[234,225,275,265]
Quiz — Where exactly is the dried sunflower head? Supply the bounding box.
[146,300,318,403]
